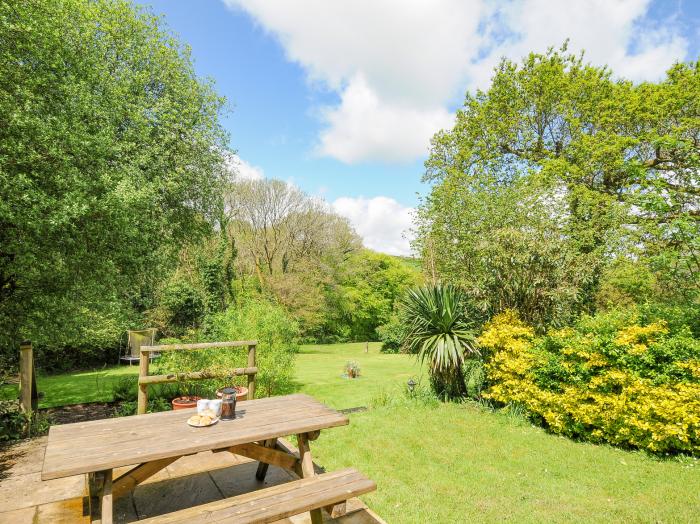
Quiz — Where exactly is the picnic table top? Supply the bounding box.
[41,394,348,481]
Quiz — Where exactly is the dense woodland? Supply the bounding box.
[0,0,421,371]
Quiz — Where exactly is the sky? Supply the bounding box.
[135,0,700,256]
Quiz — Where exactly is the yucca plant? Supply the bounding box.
[400,284,478,399]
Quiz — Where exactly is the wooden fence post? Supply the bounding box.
[19,340,35,414]
[137,350,150,415]
[247,343,256,400]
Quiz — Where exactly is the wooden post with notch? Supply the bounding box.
[247,343,256,400]
[19,340,35,414]
[137,349,149,415]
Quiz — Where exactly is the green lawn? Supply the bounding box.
[313,402,700,523]
[294,342,422,409]
[0,364,139,408]
[2,343,699,522]
[0,341,420,409]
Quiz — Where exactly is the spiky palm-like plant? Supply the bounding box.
[401,284,478,399]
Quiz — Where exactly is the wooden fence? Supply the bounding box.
[137,340,258,415]
[18,340,38,414]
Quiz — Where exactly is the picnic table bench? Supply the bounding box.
[41,394,375,523]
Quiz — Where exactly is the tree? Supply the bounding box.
[328,250,423,341]
[0,0,229,363]
[225,179,359,280]
[224,178,362,337]
[417,45,699,328]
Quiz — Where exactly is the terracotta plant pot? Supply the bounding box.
[215,385,249,402]
[171,396,201,410]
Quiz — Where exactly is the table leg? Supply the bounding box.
[255,438,277,481]
[297,433,324,524]
[90,469,113,524]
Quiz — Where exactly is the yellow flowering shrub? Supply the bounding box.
[480,311,700,455]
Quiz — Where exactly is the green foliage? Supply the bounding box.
[376,312,404,353]
[115,397,172,417]
[111,375,139,402]
[344,360,361,378]
[326,250,423,342]
[417,44,700,330]
[206,298,300,397]
[596,258,658,310]
[400,284,478,399]
[481,310,700,455]
[463,358,486,399]
[0,401,51,441]
[0,0,229,366]
[159,279,206,335]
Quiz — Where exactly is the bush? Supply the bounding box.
[112,375,138,402]
[480,309,700,455]
[203,298,299,397]
[158,279,206,335]
[115,397,172,417]
[0,401,51,441]
[376,313,403,353]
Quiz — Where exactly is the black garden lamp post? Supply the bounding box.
[407,378,417,394]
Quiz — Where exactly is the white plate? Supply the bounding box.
[187,416,220,428]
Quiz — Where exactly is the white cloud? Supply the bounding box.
[317,75,453,163]
[468,0,688,90]
[224,0,689,163]
[224,153,264,180]
[332,196,414,256]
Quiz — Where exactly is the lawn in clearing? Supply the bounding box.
[2,342,698,522]
[0,341,420,408]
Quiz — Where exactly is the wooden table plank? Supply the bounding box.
[42,394,347,481]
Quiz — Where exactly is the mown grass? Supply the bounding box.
[2,342,699,522]
[0,342,419,408]
[0,364,138,408]
[313,402,700,523]
[294,342,422,409]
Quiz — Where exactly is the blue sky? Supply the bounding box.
[135,0,699,255]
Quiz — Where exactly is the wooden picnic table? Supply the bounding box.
[41,394,352,523]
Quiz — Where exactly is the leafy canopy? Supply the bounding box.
[417,45,700,330]
[0,0,229,359]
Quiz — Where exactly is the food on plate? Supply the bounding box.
[187,411,218,426]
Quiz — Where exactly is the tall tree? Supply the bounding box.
[418,46,699,326]
[0,0,229,359]
[224,178,361,336]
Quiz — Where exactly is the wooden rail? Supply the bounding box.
[141,341,257,352]
[137,341,257,415]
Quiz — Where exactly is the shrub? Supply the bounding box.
[112,375,139,402]
[480,310,700,455]
[0,401,51,441]
[115,397,172,417]
[344,361,361,378]
[400,284,479,400]
[158,279,206,335]
[205,298,299,397]
[376,313,404,353]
